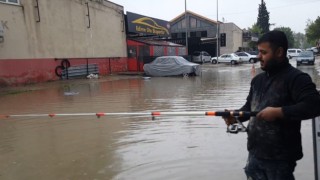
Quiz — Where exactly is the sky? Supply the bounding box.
[110,0,320,34]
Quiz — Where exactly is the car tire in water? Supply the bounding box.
[231,60,236,65]
[249,59,254,63]
[212,60,217,64]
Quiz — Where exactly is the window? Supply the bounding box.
[171,33,178,39]
[190,17,197,28]
[201,31,207,37]
[0,0,19,4]
[190,32,196,37]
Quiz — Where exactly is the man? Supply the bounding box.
[224,30,320,180]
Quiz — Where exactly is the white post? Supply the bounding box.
[216,0,219,60]
[185,0,188,55]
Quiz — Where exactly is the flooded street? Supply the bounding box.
[0,59,320,180]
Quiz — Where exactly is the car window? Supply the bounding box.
[248,51,258,55]
[193,52,200,56]
[297,50,302,53]
[299,51,313,57]
[203,52,210,56]
[288,50,295,53]
[221,55,227,58]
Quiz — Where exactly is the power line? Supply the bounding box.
[208,0,320,16]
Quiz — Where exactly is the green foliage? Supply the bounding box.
[293,32,310,49]
[257,1,270,34]
[251,23,263,36]
[305,17,320,46]
[273,27,294,48]
[247,23,262,49]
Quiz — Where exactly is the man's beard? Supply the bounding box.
[260,58,279,71]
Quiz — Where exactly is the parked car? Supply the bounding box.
[192,51,211,64]
[287,48,302,59]
[234,52,258,63]
[143,56,201,77]
[306,47,319,54]
[211,53,242,65]
[296,51,315,66]
[247,51,259,56]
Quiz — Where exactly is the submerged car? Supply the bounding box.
[211,53,242,65]
[296,51,315,66]
[143,56,201,77]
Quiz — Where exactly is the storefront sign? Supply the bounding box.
[127,11,170,37]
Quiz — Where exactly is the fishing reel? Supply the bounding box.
[227,117,247,134]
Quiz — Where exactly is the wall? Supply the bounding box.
[219,23,243,54]
[0,0,127,86]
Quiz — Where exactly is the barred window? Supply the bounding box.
[0,0,20,5]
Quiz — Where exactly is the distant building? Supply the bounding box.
[170,10,220,57]
[169,10,244,57]
[219,23,243,54]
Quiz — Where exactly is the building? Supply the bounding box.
[219,23,243,54]
[170,10,220,57]
[125,11,186,71]
[0,0,127,86]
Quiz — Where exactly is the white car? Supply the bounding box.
[306,47,319,54]
[211,53,242,65]
[287,48,302,59]
[235,52,258,63]
[192,51,212,64]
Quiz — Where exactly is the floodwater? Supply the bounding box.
[0,59,320,180]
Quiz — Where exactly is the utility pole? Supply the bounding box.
[216,0,219,59]
[185,0,188,55]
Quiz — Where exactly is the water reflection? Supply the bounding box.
[0,61,319,179]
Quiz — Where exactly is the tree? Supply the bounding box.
[293,32,310,49]
[257,0,270,34]
[305,17,320,46]
[273,27,294,48]
[247,23,262,50]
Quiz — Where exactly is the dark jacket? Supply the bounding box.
[240,60,320,161]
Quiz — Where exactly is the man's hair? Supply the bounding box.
[257,30,288,57]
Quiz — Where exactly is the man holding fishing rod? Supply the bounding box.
[223,30,320,180]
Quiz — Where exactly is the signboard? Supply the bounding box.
[0,23,4,37]
[126,11,170,37]
[0,23,4,43]
[313,116,320,180]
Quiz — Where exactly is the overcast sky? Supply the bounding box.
[111,0,320,34]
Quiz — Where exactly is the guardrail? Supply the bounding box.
[61,64,98,79]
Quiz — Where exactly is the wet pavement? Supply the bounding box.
[0,58,319,180]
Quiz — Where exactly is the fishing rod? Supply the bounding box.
[0,111,258,133]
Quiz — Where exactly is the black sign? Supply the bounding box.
[127,11,170,37]
[220,33,226,47]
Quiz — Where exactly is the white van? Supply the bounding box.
[287,48,302,59]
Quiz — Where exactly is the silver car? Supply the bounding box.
[192,51,211,64]
[296,51,315,66]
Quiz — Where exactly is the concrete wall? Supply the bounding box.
[220,23,243,54]
[0,0,127,86]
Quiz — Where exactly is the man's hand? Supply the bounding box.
[256,107,284,121]
[223,109,236,125]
